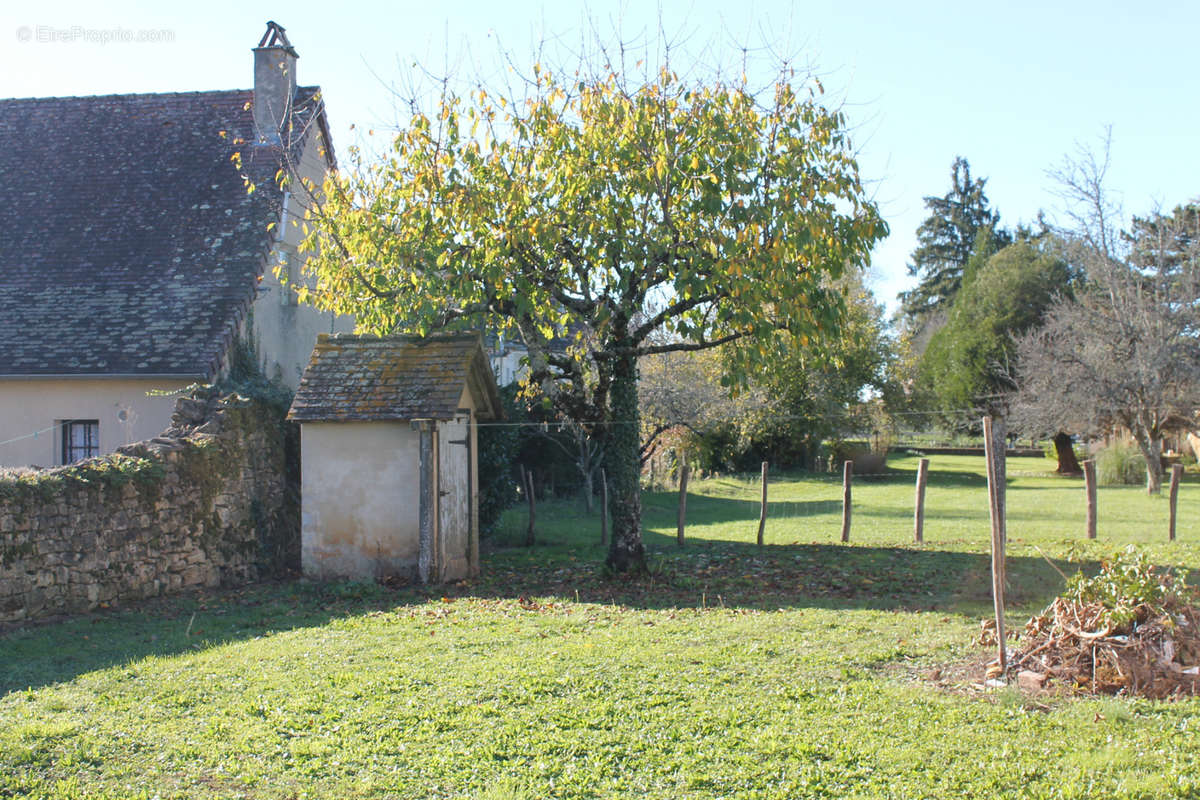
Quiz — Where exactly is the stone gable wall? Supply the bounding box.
[0,387,297,625]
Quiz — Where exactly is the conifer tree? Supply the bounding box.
[899,157,1007,323]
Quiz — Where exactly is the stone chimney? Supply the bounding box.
[252,21,298,144]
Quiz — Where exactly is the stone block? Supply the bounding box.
[1017,670,1047,691]
[180,565,205,586]
[25,587,46,613]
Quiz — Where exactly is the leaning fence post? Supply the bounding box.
[757,461,769,547]
[1169,463,1184,541]
[1082,459,1097,540]
[677,463,690,547]
[840,460,853,543]
[983,416,1007,675]
[599,467,609,546]
[914,457,930,543]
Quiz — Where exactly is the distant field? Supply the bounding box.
[3,454,1199,799]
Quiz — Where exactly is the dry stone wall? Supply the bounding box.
[0,386,297,625]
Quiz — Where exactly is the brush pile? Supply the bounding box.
[1005,546,1200,698]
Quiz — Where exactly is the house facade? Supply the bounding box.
[0,22,351,467]
[485,325,587,389]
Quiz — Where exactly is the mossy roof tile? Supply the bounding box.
[287,333,501,422]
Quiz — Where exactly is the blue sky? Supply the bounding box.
[4,0,1197,314]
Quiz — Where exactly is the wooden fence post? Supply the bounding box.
[983,416,1007,675]
[757,461,768,547]
[1169,463,1184,541]
[677,463,690,547]
[522,466,536,547]
[840,460,853,543]
[1082,459,1097,540]
[914,457,930,543]
[599,467,609,546]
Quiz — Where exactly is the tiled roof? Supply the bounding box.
[288,333,502,422]
[0,87,325,376]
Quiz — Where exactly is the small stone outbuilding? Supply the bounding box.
[287,333,502,583]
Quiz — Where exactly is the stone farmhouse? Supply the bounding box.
[0,22,351,468]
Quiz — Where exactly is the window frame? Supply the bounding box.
[61,419,100,464]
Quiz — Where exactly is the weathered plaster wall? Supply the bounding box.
[0,377,196,468]
[247,126,354,390]
[0,387,296,625]
[301,411,477,583]
[300,421,421,579]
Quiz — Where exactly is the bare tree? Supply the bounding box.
[1015,137,1200,494]
[638,348,761,463]
[528,419,605,513]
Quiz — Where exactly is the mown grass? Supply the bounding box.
[3,453,1200,799]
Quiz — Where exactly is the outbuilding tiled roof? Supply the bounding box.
[0,87,325,376]
[288,333,502,422]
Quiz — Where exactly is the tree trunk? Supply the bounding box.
[1133,433,1164,495]
[1053,432,1082,475]
[581,462,595,514]
[606,350,645,572]
[576,429,596,514]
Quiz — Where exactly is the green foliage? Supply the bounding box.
[653,273,896,473]
[218,343,300,569]
[478,385,600,535]
[1095,441,1147,486]
[1126,203,1200,276]
[899,157,1009,322]
[744,275,896,467]
[223,336,294,418]
[477,386,522,537]
[959,223,1004,289]
[689,420,743,473]
[1065,545,1189,629]
[0,453,166,508]
[920,241,1073,415]
[299,67,885,365]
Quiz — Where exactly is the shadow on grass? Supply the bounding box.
[476,534,1080,618]
[4,520,1191,696]
[0,580,393,695]
[776,467,993,489]
[0,536,1073,696]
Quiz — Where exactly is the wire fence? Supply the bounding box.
[490,450,1194,549]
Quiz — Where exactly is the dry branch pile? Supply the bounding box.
[1007,596,1200,698]
[986,547,1200,698]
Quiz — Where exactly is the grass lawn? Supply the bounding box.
[3,453,1200,799]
